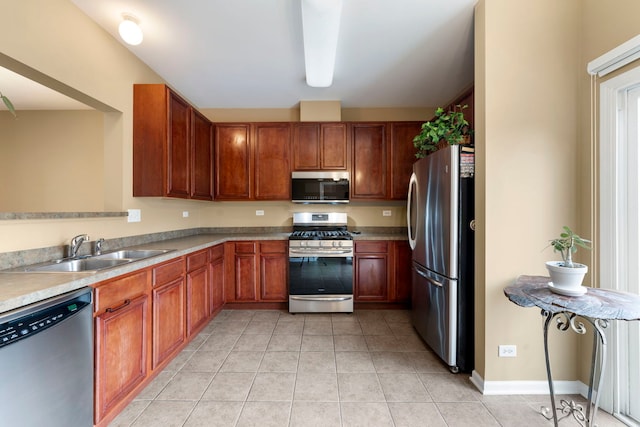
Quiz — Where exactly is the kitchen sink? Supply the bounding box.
[25,258,131,273]
[3,248,176,273]
[92,249,174,261]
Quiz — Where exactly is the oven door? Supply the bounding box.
[289,255,353,313]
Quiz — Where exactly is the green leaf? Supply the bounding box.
[1,93,17,118]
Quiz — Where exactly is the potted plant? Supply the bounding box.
[1,91,16,117]
[413,104,471,158]
[546,226,591,296]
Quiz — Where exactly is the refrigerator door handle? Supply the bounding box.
[407,172,418,250]
[415,267,444,288]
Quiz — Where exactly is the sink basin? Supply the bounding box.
[2,248,176,274]
[93,249,174,261]
[26,258,131,273]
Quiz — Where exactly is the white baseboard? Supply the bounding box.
[470,370,585,396]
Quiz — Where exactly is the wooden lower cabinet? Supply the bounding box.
[210,244,225,314]
[391,240,412,303]
[186,250,210,336]
[225,240,288,303]
[93,270,150,425]
[354,241,389,301]
[152,259,185,369]
[259,241,288,301]
[354,240,412,303]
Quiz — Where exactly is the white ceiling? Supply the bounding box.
[1,1,476,111]
[70,0,477,110]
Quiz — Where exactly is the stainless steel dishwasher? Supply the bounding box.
[0,288,93,427]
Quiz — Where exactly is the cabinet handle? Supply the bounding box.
[106,299,131,313]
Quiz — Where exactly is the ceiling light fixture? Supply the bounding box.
[119,13,143,46]
[301,0,342,87]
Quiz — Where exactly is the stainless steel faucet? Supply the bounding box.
[69,234,90,258]
[94,238,105,256]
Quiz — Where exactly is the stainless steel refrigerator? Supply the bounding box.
[407,144,474,373]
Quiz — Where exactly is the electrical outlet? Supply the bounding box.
[127,209,141,223]
[498,345,517,357]
[382,210,392,217]
[256,210,265,216]
[182,211,189,218]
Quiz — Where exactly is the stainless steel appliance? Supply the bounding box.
[407,145,474,373]
[289,212,354,313]
[0,288,93,426]
[291,171,350,204]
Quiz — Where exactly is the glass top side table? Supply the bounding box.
[504,275,640,427]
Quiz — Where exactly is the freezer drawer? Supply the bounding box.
[411,263,457,368]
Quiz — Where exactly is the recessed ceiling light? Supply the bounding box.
[119,13,143,46]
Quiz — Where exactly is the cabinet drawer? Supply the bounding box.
[93,270,149,314]
[355,241,388,253]
[187,250,209,272]
[153,258,184,286]
[235,242,256,254]
[260,241,287,254]
[210,244,224,260]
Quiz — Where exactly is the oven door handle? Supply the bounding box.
[290,296,353,302]
[289,249,353,255]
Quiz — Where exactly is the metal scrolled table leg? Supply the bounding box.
[539,309,609,427]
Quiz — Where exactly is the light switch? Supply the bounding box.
[382,210,392,217]
[256,210,265,216]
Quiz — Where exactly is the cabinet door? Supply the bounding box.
[389,122,421,200]
[391,240,412,303]
[95,294,149,423]
[152,278,185,369]
[351,123,387,199]
[215,124,251,199]
[166,90,191,198]
[354,241,389,301]
[259,241,288,301]
[191,110,214,200]
[292,123,321,170]
[210,245,225,314]
[321,123,348,170]
[231,242,258,301]
[187,265,209,336]
[254,123,291,200]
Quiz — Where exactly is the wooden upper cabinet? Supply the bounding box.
[133,84,213,200]
[389,122,421,200]
[351,123,387,199]
[292,123,348,171]
[292,123,320,170]
[254,123,291,200]
[191,110,214,200]
[214,123,252,200]
[166,92,191,198]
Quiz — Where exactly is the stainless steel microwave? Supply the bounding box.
[291,171,350,204]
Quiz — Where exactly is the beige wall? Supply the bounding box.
[0,110,104,212]
[476,0,582,381]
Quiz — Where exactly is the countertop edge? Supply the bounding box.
[0,232,407,314]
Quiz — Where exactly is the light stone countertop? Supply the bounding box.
[0,231,406,314]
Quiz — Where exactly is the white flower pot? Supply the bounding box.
[545,261,588,296]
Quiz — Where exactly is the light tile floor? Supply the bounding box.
[109,309,627,427]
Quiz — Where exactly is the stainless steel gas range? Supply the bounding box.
[288,212,354,313]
